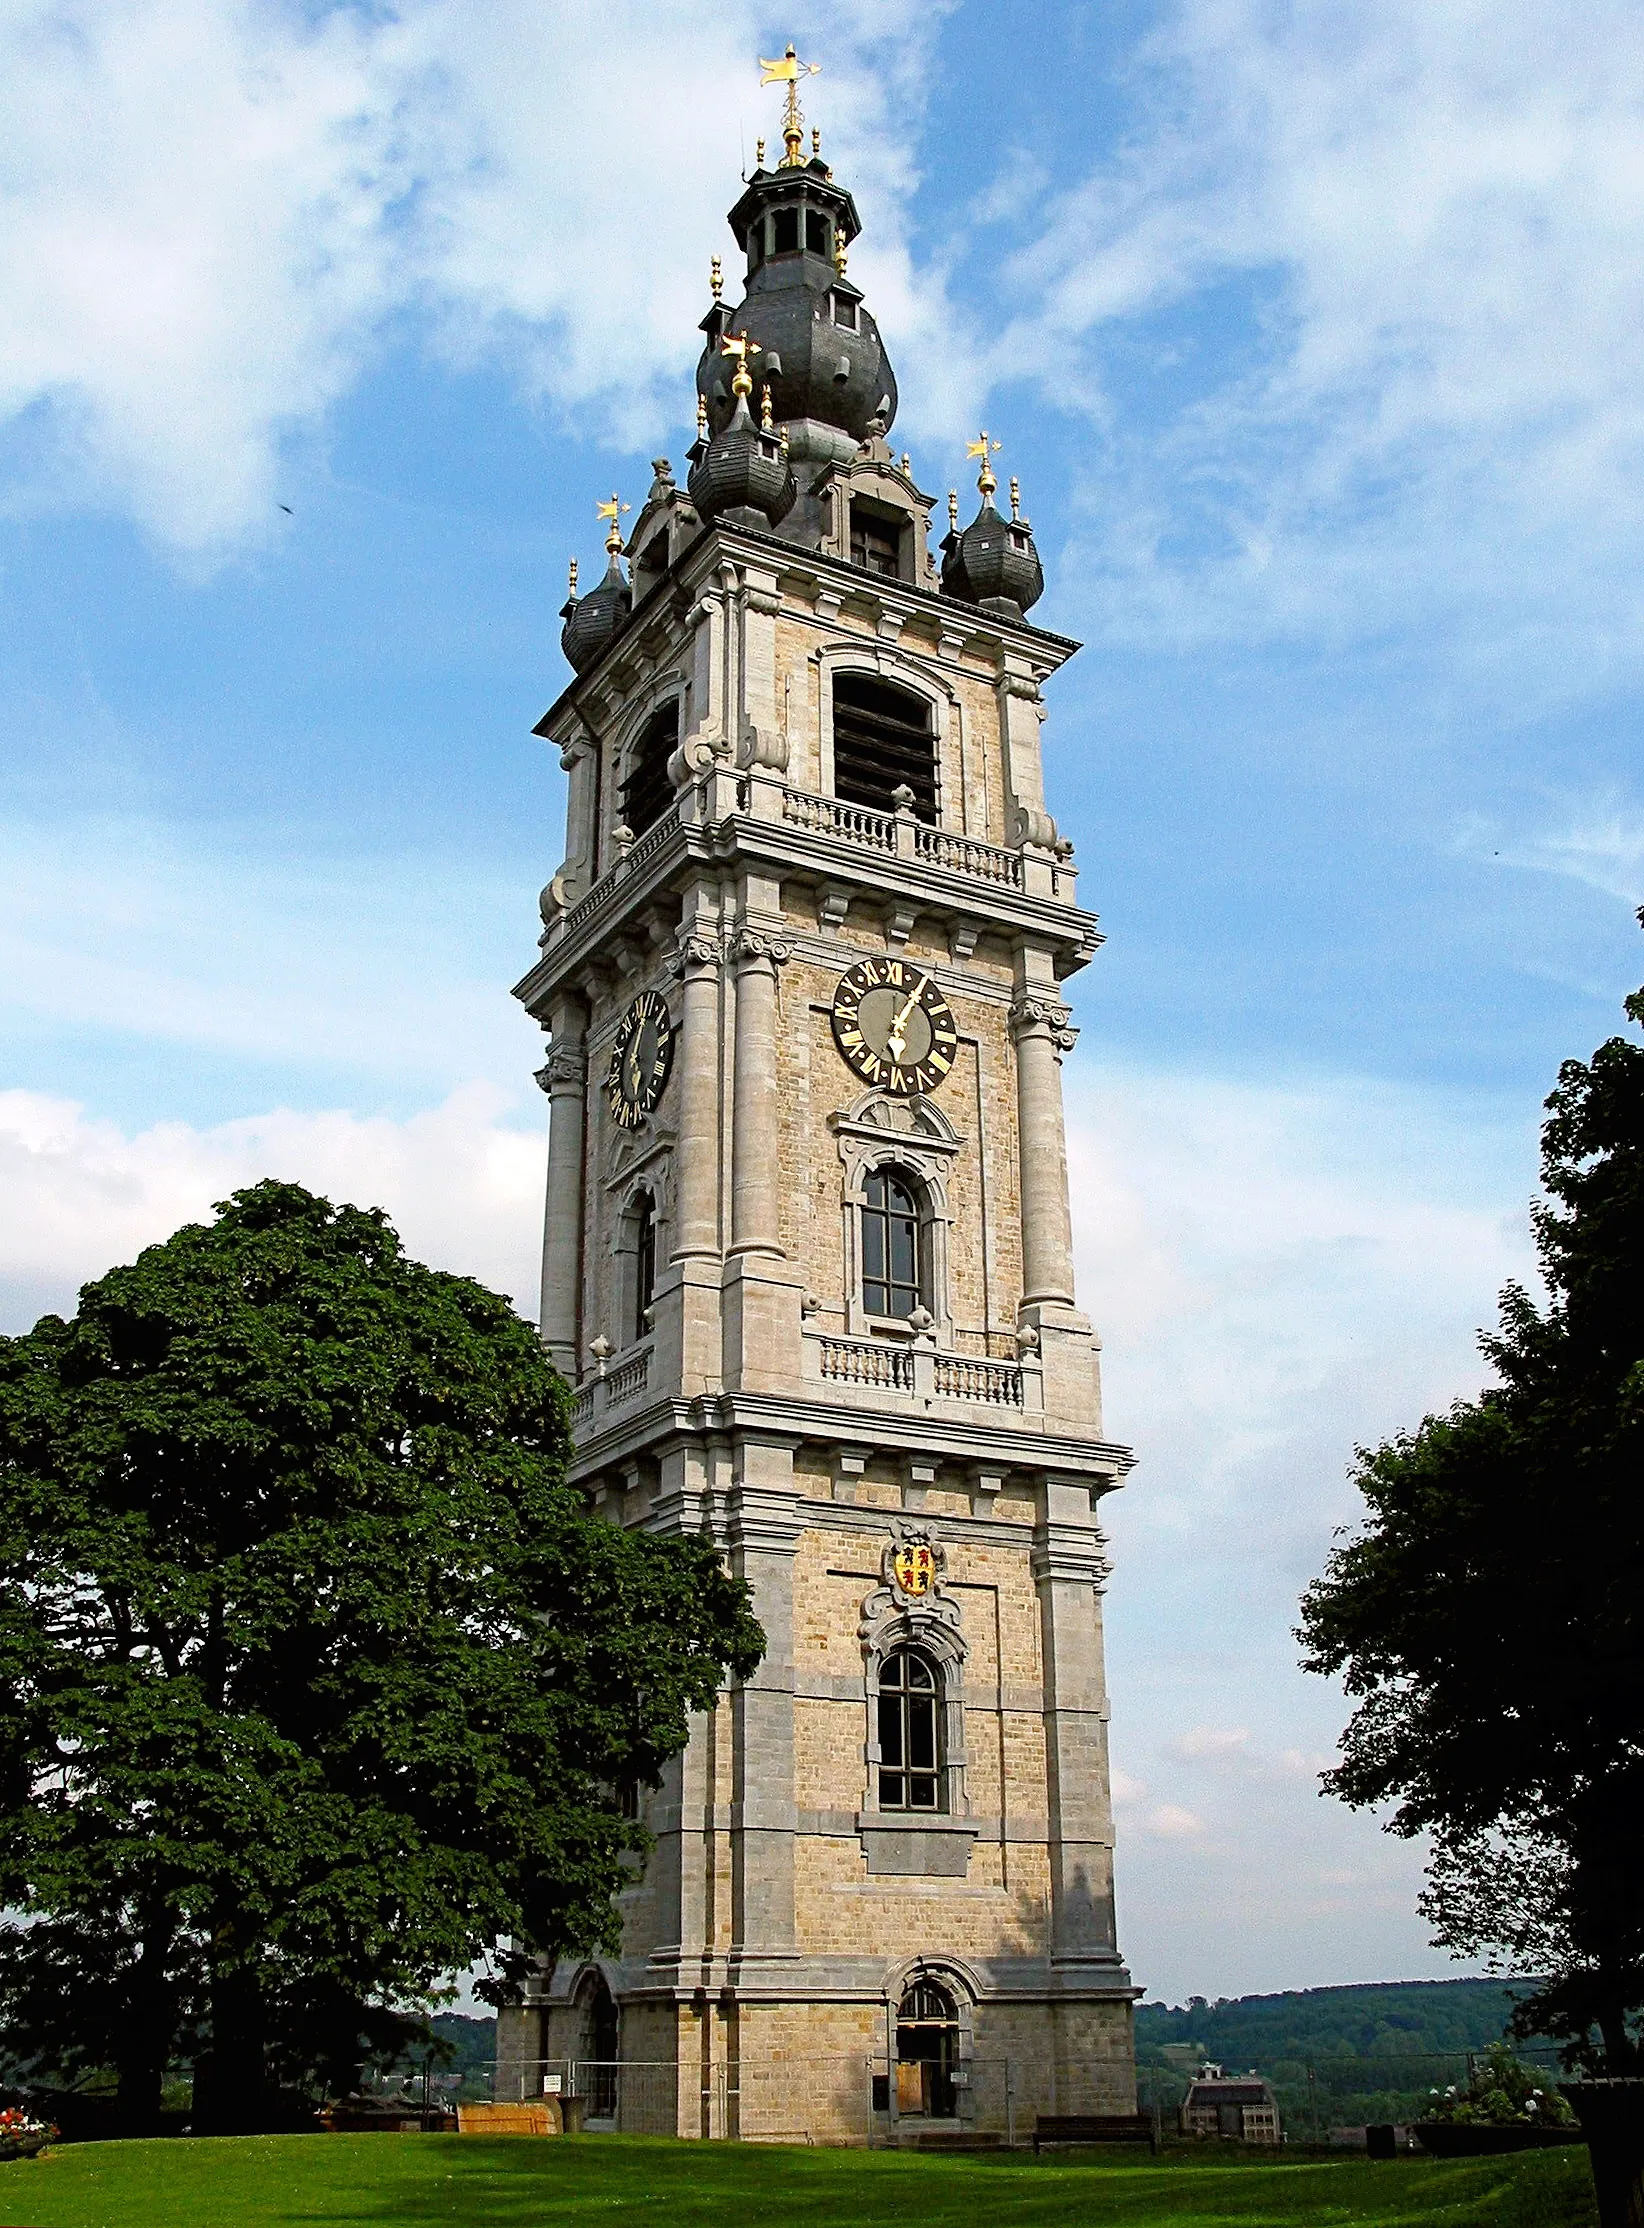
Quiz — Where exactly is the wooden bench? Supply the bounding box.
[1033,2113,1157,2155]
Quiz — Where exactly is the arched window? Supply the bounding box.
[895,1977,959,2120]
[632,1191,656,1343]
[878,1646,943,1812]
[831,672,936,819]
[861,1168,923,1320]
[618,701,679,839]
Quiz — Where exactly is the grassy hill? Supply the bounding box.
[1136,1977,1541,2066]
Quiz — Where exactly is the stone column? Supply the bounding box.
[727,1433,801,1972]
[670,929,724,1264]
[1009,988,1078,1308]
[535,995,587,1377]
[1033,1476,1122,1971]
[728,927,790,1260]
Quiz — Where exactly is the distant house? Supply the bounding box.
[1180,2065,1282,2144]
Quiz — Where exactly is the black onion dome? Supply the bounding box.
[696,158,897,449]
[686,392,796,527]
[941,494,1044,620]
[560,554,631,672]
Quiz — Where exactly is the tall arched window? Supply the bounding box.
[618,701,679,838]
[861,1168,923,1320]
[831,672,936,819]
[895,1977,959,2120]
[878,1647,943,1811]
[632,1191,656,1342]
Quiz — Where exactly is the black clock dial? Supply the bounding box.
[830,957,958,1096]
[606,990,675,1131]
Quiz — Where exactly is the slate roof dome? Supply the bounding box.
[687,375,797,528]
[940,447,1044,620]
[560,533,631,674]
[697,154,897,458]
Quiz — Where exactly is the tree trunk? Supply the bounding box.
[114,1920,180,2136]
[192,1957,267,2134]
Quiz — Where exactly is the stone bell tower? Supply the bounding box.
[504,55,1138,2143]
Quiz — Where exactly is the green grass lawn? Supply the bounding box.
[0,2133,1599,2228]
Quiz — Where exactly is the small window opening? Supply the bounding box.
[619,701,679,839]
[805,209,831,257]
[771,206,799,255]
[632,1191,656,1342]
[832,672,936,819]
[862,1168,923,1320]
[850,501,904,579]
[832,292,858,330]
[879,1647,943,1812]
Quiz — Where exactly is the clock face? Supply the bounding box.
[830,957,958,1096]
[606,990,675,1131]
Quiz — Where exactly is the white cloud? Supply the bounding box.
[0,813,536,1087]
[0,1082,543,1334]
[1068,1054,1538,1995]
[1174,1726,1251,1761]
[1002,0,1644,670]
[0,0,952,550]
[1455,794,1644,907]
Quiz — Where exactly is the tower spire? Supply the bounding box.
[758,42,820,169]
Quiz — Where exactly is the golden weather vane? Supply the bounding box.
[966,430,1002,499]
[720,330,761,399]
[595,493,631,553]
[759,42,820,168]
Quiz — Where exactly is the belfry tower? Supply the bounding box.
[505,53,1138,2142]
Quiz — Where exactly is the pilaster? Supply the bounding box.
[535,994,588,1377]
[1032,1474,1122,1972]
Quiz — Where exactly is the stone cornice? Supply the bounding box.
[512,805,1101,1017]
[565,1387,1134,1492]
[532,519,1082,744]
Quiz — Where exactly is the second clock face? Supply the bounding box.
[606,990,675,1131]
[830,957,958,1096]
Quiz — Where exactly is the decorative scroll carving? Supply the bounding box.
[726,927,793,969]
[858,1522,965,1658]
[1008,993,1077,1052]
[666,932,722,979]
[534,1043,586,1093]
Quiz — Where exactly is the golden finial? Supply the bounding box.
[567,556,578,597]
[696,393,709,439]
[1009,476,1021,520]
[812,128,821,155]
[947,489,958,532]
[779,423,789,454]
[710,254,723,303]
[595,493,630,554]
[760,382,774,432]
[756,137,766,168]
[759,42,820,168]
[833,224,848,278]
[720,330,760,400]
[966,430,1001,499]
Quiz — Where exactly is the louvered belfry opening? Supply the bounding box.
[619,701,679,837]
[831,671,936,819]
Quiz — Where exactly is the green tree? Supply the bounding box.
[1298,931,1644,2071]
[0,1181,763,2132]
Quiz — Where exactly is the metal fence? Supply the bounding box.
[485,2045,1576,2146]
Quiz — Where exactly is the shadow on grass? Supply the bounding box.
[0,2131,1599,2228]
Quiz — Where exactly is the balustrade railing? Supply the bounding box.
[817,1336,913,1390]
[933,1354,1025,1406]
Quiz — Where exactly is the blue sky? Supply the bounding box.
[3,0,1642,2003]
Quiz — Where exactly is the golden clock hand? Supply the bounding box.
[885,974,930,1064]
